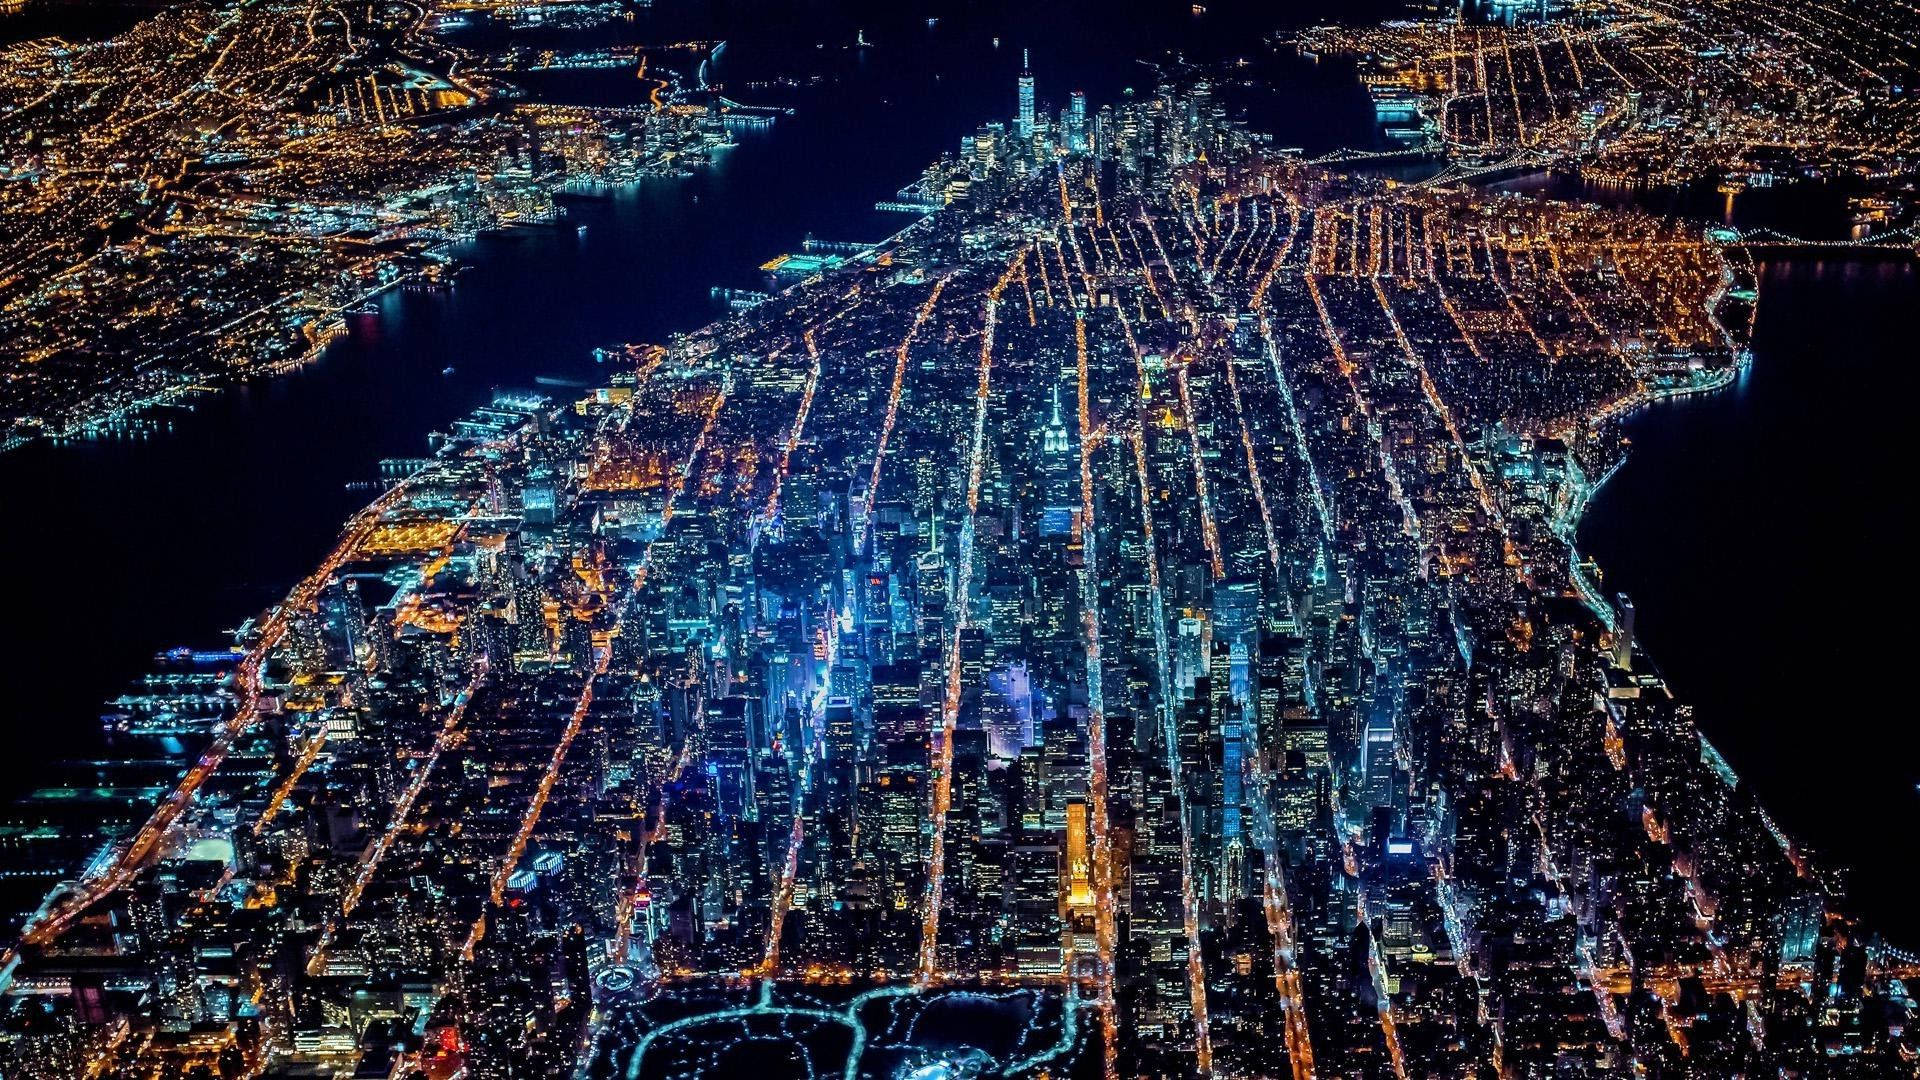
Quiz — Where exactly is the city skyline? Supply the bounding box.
[2,0,1917,1076]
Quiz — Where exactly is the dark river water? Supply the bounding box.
[1576,256,1920,939]
[1486,171,1920,938]
[1,0,1911,939]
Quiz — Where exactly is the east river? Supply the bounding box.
[1,0,1912,939]
[1576,256,1920,938]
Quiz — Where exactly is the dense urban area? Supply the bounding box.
[0,0,757,450]
[2,0,1918,1074]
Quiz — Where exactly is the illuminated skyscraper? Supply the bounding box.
[1067,90,1088,153]
[1613,592,1635,669]
[1016,49,1035,139]
[1065,803,1095,907]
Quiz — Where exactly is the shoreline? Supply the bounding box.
[0,10,731,458]
[1557,235,1760,625]
[1544,253,1905,940]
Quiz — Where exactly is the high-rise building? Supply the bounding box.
[1613,592,1635,669]
[1064,801,1095,914]
[1016,50,1035,139]
[1067,90,1088,153]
